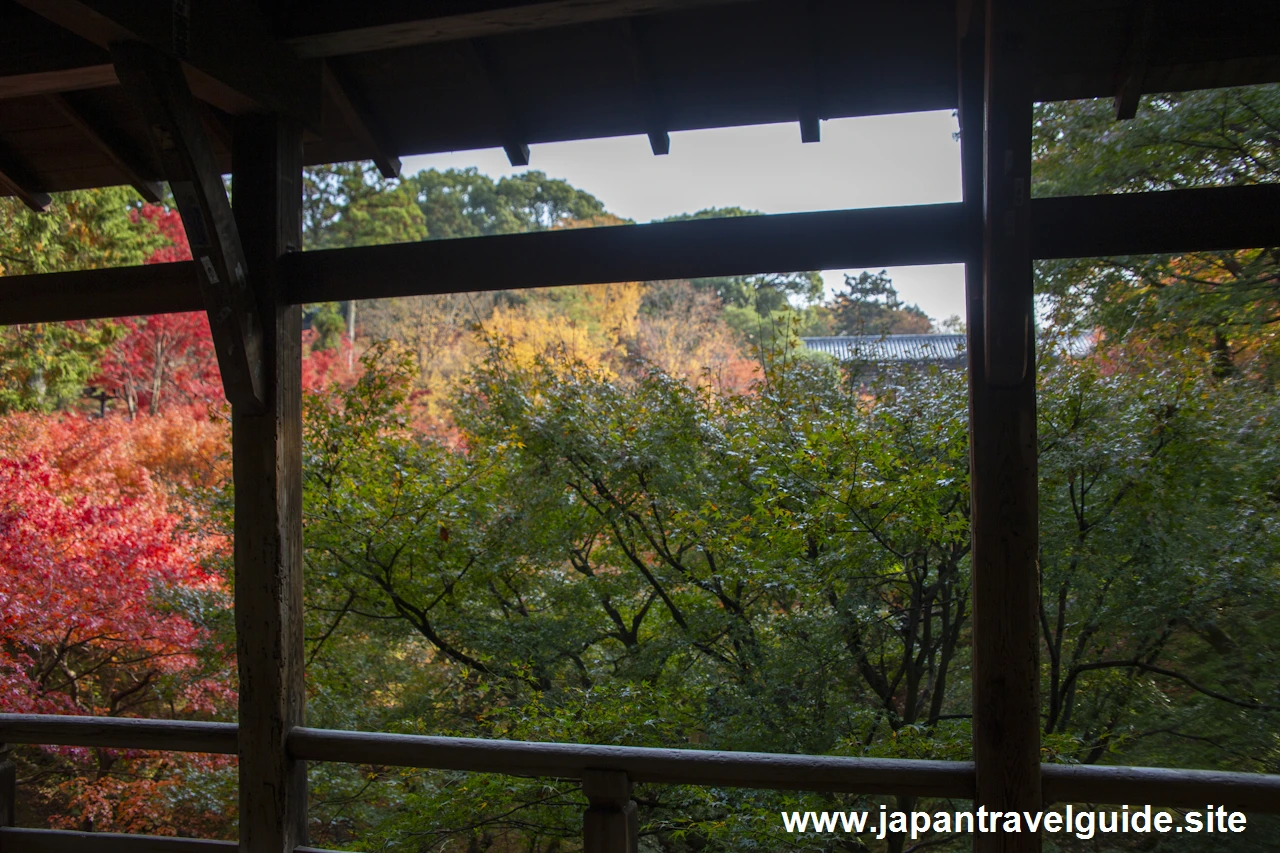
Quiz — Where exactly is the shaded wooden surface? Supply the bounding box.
[1,185,1277,327]
[230,114,308,853]
[5,1,1280,195]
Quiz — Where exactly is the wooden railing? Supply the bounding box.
[3,713,1279,852]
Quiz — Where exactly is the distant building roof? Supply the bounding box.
[802,334,967,364]
[802,333,1094,364]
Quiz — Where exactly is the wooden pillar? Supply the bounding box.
[230,115,307,853]
[960,0,1042,850]
[582,769,638,853]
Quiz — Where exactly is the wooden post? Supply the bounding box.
[961,0,1042,851]
[0,743,15,829]
[582,769,637,853]
[230,115,307,853]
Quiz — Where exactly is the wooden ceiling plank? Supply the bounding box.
[322,64,401,179]
[283,0,760,59]
[45,92,162,202]
[11,0,322,126]
[1113,0,1155,120]
[111,40,266,413]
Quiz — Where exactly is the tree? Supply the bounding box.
[1033,85,1280,377]
[829,270,933,335]
[0,413,234,836]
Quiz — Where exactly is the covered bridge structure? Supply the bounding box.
[1,1,1280,852]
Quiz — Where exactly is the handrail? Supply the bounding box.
[287,727,974,799]
[0,827,235,852]
[0,714,237,754]
[5,714,1280,812]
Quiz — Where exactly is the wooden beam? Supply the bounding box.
[969,4,1041,853]
[112,40,267,413]
[282,0,760,59]
[230,113,308,853]
[620,20,669,156]
[322,63,401,179]
[582,769,638,853]
[796,0,822,144]
[0,141,52,212]
[12,0,321,125]
[1032,184,1280,258]
[46,92,162,202]
[1113,0,1156,120]
[464,39,530,167]
[0,63,117,98]
[3,186,1277,325]
[285,202,968,303]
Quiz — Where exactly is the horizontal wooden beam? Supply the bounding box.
[2,186,1277,325]
[0,713,237,754]
[12,0,321,125]
[0,828,233,852]
[1031,184,1280,259]
[282,0,759,59]
[285,202,968,303]
[0,263,198,324]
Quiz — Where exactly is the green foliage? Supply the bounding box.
[0,187,165,276]
[0,322,121,413]
[1033,86,1280,376]
[405,167,611,239]
[293,333,1280,851]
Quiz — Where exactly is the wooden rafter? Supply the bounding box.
[464,39,530,167]
[1113,0,1156,120]
[112,41,266,413]
[0,141,51,212]
[46,92,162,202]
[620,19,669,156]
[796,0,822,144]
[12,0,321,125]
[322,63,401,179]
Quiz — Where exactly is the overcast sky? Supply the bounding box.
[401,109,966,324]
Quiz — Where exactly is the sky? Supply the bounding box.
[400,109,967,324]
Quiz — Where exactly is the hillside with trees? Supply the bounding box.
[2,86,1279,852]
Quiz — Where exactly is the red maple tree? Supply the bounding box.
[0,413,235,835]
